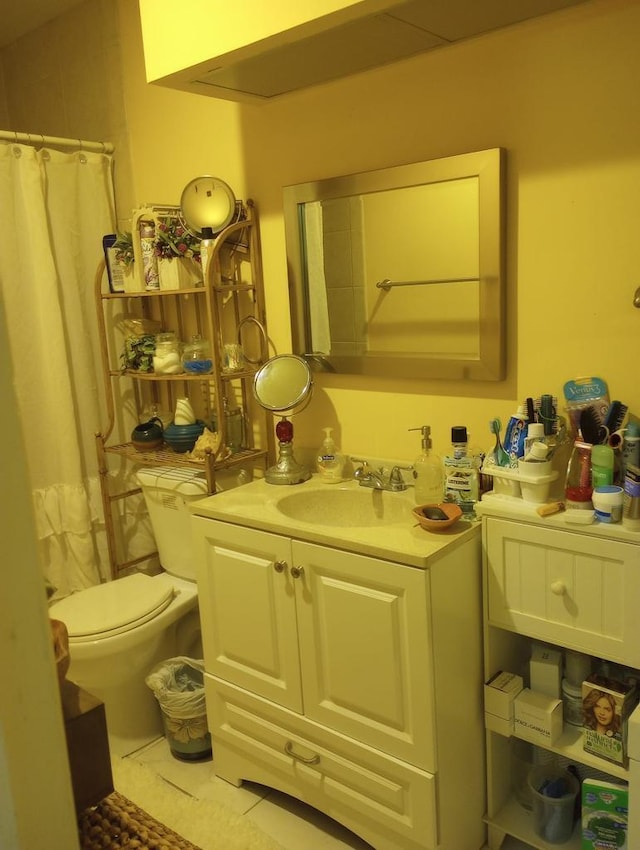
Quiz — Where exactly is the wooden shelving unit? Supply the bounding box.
[95,202,272,579]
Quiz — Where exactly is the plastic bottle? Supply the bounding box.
[409,426,444,504]
[139,219,159,290]
[621,422,640,481]
[524,422,545,455]
[503,404,528,464]
[316,427,345,483]
[564,440,593,508]
[199,226,215,285]
[591,444,614,488]
[444,426,479,512]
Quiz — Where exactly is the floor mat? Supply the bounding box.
[78,789,203,850]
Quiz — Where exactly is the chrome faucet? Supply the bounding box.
[351,458,413,492]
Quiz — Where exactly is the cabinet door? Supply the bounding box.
[486,517,640,666]
[292,540,436,771]
[192,517,302,712]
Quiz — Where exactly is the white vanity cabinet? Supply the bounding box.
[480,498,640,850]
[191,503,484,850]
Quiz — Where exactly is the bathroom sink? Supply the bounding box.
[275,487,414,527]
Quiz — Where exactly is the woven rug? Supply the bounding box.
[78,790,203,850]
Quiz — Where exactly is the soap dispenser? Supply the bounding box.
[409,426,444,504]
[316,428,345,483]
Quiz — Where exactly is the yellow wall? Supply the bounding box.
[121,0,640,462]
[3,0,639,464]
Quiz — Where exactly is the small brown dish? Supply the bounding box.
[413,502,463,532]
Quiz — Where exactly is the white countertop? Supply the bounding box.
[477,491,640,543]
[190,474,479,568]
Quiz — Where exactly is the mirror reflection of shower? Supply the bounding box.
[253,355,313,485]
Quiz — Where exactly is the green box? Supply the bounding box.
[581,778,628,849]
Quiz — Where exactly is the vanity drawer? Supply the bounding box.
[485,517,640,666]
[207,675,438,850]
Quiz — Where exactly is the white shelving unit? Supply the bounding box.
[479,495,640,849]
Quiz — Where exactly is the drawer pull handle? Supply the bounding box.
[284,741,320,765]
[551,580,566,596]
[274,560,287,573]
[290,565,304,579]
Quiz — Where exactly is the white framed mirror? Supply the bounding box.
[283,148,505,381]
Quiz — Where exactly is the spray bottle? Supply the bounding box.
[409,426,444,504]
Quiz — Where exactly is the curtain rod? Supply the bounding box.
[0,129,114,154]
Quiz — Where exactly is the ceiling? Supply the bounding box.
[0,0,82,48]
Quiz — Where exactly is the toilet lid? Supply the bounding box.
[50,574,175,641]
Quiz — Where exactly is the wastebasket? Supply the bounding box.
[145,657,212,761]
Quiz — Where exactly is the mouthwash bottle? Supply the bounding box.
[443,426,479,516]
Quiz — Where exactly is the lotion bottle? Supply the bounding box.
[409,426,444,504]
[316,428,345,483]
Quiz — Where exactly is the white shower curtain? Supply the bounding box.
[0,141,115,596]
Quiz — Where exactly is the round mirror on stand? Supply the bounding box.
[253,354,313,485]
[180,175,237,237]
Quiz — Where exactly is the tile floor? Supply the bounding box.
[125,737,532,850]
[126,736,373,850]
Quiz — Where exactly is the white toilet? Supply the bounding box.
[49,466,209,757]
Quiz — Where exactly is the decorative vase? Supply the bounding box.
[158,257,203,290]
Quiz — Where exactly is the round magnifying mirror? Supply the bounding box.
[253,354,312,413]
[180,175,237,237]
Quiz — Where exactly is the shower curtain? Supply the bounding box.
[0,141,115,596]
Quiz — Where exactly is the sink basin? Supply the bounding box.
[275,487,414,527]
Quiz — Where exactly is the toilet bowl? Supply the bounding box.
[49,466,210,757]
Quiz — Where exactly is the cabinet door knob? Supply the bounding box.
[550,579,566,596]
[273,560,287,573]
[284,740,320,765]
[290,565,304,579]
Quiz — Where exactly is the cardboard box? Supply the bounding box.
[514,688,563,745]
[530,643,563,699]
[581,778,628,849]
[485,711,514,736]
[582,674,638,767]
[485,671,524,719]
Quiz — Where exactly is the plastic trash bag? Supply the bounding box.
[145,657,209,747]
[145,656,206,718]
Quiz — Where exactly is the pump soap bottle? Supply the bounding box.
[316,428,345,483]
[409,426,444,504]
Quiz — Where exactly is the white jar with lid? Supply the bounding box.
[153,332,183,374]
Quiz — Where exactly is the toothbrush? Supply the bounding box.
[489,418,510,467]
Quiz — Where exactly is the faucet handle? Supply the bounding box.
[389,465,414,490]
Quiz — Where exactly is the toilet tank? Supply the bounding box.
[136,467,209,580]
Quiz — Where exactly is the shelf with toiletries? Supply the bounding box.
[95,200,272,579]
[479,501,640,850]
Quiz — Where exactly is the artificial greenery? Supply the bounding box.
[120,334,155,372]
[113,231,134,267]
[155,216,201,261]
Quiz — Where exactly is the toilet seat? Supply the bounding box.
[50,573,175,642]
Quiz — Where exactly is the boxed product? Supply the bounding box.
[581,778,628,850]
[582,674,638,767]
[514,688,563,746]
[530,643,563,699]
[485,671,524,719]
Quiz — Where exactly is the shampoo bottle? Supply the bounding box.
[409,426,444,504]
[199,226,215,285]
[316,428,345,483]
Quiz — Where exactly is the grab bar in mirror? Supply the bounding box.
[376,276,480,291]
